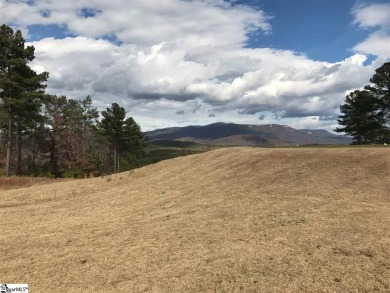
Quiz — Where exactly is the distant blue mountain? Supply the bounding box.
[146,123,351,146]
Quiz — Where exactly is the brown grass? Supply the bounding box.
[0,147,389,292]
[0,176,70,191]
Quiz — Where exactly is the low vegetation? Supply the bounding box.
[1,147,389,292]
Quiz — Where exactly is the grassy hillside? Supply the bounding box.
[1,147,389,292]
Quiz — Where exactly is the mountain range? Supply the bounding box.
[145,122,351,146]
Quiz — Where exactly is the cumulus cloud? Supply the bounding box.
[352,3,390,29]
[353,32,390,58]
[352,3,390,59]
[1,0,270,45]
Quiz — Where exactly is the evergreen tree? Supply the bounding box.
[98,103,125,172]
[335,90,383,144]
[365,62,390,142]
[366,62,390,118]
[0,24,48,176]
[98,103,145,172]
[336,62,390,144]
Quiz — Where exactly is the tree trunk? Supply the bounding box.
[5,110,13,177]
[16,118,22,175]
[113,146,117,173]
[49,131,60,177]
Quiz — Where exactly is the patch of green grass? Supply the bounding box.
[149,140,203,148]
[136,141,216,167]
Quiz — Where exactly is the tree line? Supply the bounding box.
[0,24,146,177]
[336,62,390,144]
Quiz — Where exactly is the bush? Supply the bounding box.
[39,171,54,178]
[62,167,85,178]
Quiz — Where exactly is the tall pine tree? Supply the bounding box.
[98,103,145,172]
[335,90,383,144]
[0,24,48,176]
[365,62,390,142]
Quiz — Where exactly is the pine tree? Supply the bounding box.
[365,62,390,142]
[0,24,48,176]
[336,62,390,144]
[335,90,383,144]
[98,103,145,172]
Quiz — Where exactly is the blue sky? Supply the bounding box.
[241,0,389,62]
[1,0,389,131]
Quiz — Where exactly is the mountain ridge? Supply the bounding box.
[146,122,351,146]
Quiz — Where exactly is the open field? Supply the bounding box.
[1,147,389,292]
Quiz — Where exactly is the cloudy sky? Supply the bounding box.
[1,0,389,131]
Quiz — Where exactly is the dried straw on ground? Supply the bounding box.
[1,147,389,292]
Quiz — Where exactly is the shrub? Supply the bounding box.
[62,167,85,178]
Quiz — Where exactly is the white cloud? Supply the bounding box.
[352,3,390,59]
[353,32,390,58]
[29,34,375,119]
[352,3,390,29]
[1,0,270,47]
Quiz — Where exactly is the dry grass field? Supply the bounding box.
[1,147,389,292]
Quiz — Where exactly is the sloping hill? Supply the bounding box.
[1,147,389,292]
[146,122,351,145]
